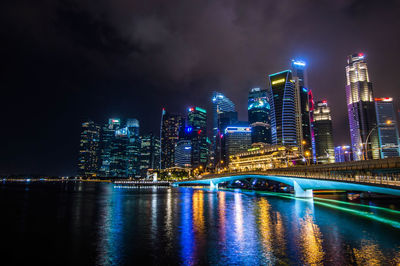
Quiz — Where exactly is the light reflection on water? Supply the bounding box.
[98,186,400,265]
[1,183,400,265]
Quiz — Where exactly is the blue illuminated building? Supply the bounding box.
[291,59,314,158]
[375,98,400,158]
[335,145,353,162]
[248,88,271,144]
[212,92,236,167]
[99,118,121,177]
[109,119,141,178]
[268,70,297,147]
[175,140,192,167]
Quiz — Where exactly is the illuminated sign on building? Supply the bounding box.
[271,78,286,85]
[375,97,393,102]
[225,127,251,134]
[293,60,306,67]
[195,107,207,113]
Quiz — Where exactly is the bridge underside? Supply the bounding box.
[173,175,400,198]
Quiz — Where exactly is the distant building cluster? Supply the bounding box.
[78,118,159,178]
[78,54,400,178]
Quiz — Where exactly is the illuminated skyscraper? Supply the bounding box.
[109,119,141,178]
[248,88,271,144]
[375,98,400,158]
[224,126,252,164]
[313,100,335,163]
[78,121,101,177]
[160,109,185,169]
[187,107,208,168]
[99,118,121,176]
[126,119,141,178]
[345,53,379,160]
[212,92,236,166]
[291,59,314,158]
[335,145,353,162]
[139,133,160,177]
[174,140,192,168]
[268,70,297,147]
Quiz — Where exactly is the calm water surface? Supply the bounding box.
[1,182,400,265]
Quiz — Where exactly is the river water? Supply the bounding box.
[1,182,400,265]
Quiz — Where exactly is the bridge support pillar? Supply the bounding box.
[293,181,313,198]
[210,181,219,189]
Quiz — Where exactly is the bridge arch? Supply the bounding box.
[173,174,400,198]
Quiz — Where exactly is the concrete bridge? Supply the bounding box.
[173,157,400,198]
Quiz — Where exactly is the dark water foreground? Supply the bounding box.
[1,182,400,265]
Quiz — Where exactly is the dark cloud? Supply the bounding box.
[1,0,400,175]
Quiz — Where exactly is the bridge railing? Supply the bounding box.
[199,157,400,188]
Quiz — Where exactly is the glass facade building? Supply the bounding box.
[109,119,141,178]
[345,53,379,160]
[313,101,335,164]
[291,60,314,158]
[99,118,121,177]
[187,107,208,168]
[335,145,353,163]
[174,139,192,168]
[224,126,252,164]
[212,92,236,167]
[139,133,160,178]
[375,98,400,158]
[78,121,101,177]
[268,70,298,147]
[160,109,185,169]
[248,88,271,144]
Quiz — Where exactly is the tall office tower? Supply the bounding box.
[291,60,314,157]
[268,70,298,147]
[375,98,400,158]
[224,126,252,164]
[108,119,141,178]
[345,53,379,160]
[78,121,101,177]
[187,107,208,168]
[126,119,141,178]
[160,109,185,169]
[335,145,352,162]
[99,118,121,177]
[248,88,271,144]
[140,133,161,178]
[218,111,238,166]
[313,101,335,164]
[174,140,192,168]
[110,127,129,177]
[212,92,236,166]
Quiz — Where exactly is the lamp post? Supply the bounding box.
[364,120,391,160]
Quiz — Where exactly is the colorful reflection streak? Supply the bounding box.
[256,197,287,264]
[96,185,124,265]
[299,212,325,265]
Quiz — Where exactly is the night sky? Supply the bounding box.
[1,0,400,176]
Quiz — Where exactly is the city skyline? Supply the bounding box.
[2,1,400,175]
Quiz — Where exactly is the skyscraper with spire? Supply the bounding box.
[345,53,379,160]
